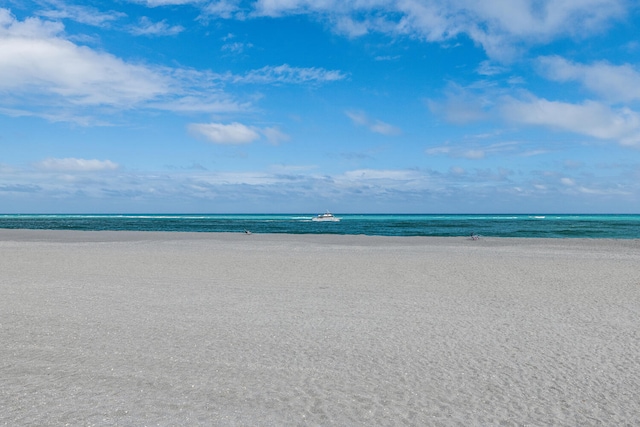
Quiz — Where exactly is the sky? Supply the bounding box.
[1,0,640,214]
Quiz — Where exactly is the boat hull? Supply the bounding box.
[312,217,340,222]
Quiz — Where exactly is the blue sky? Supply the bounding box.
[1,0,640,213]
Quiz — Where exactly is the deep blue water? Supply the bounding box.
[1,214,639,238]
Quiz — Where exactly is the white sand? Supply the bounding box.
[1,230,639,426]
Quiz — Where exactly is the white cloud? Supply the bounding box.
[3,158,639,212]
[23,0,624,63]
[261,126,290,144]
[426,140,539,159]
[0,8,62,37]
[345,110,368,126]
[453,0,625,60]
[252,0,320,17]
[477,60,507,76]
[346,110,401,136]
[250,0,626,60]
[36,3,125,27]
[343,169,404,180]
[0,10,348,125]
[425,146,486,159]
[221,41,253,53]
[0,9,254,120]
[0,10,170,107]
[538,56,640,103]
[461,150,485,159]
[370,121,401,136]
[341,168,423,182]
[133,0,203,6]
[188,122,290,145]
[188,122,261,144]
[150,94,247,113]
[502,96,640,146]
[462,0,623,37]
[129,17,184,36]
[426,86,490,124]
[200,0,244,19]
[429,82,640,147]
[36,158,119,172]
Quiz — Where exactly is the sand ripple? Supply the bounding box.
[1,231,640,425]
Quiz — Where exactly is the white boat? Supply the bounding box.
[312,211,340,222]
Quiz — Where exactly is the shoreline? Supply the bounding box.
[2,229,639,425]
[2,227,640,242]
[2,213,640,240]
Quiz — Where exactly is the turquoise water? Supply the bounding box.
[1,214,639,238]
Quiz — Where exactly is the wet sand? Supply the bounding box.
[1,230,639,426]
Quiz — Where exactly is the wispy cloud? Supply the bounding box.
[261,126,290,144]
[426,140,537,160]
[188,122,261,144]
[230,64,347,84]
[502,96,640,146]
[426,85,491,125]
[220,32,254,53]
[131,0,203,7]
[426,146,486,159]
[35,158,119,172]
[477,60,507,76]
[188,121,291,145]
[538,56,640,103]
[346,110,401,136]
[248,0,626,60]
[342,168,423,182]
[36,2,125,27]
[129,16,184,36]
[200,0,244,19]
[222,41,253,53]
[428,82,640,147]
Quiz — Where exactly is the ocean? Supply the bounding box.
[1,213,639,238]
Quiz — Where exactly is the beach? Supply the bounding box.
[1,230,639,426]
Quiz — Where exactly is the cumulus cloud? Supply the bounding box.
[346,110,401,136]
[0,10,347,124]
[0,9,170,107]
[36,158,119,172]
[538,56,640,103]
[0,9,263,121]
